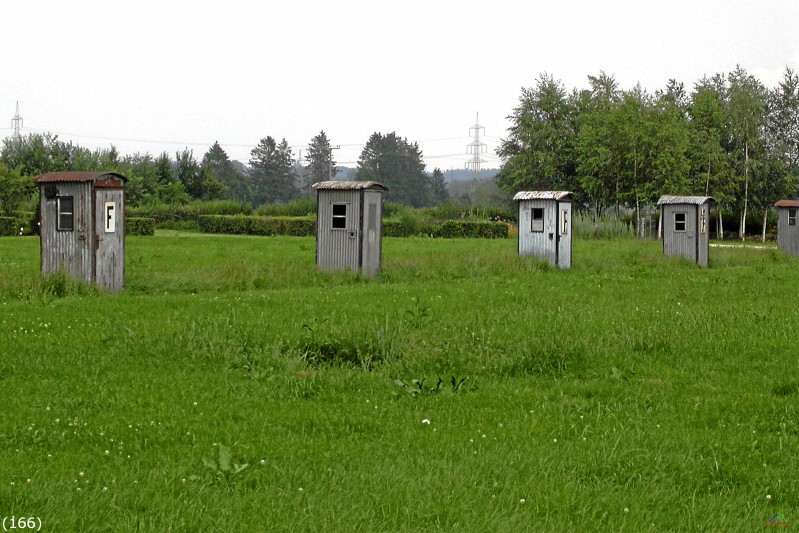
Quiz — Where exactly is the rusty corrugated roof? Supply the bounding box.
[657,195,714,206]
[513,191,573,201]
[312,180,388,191]
[35,171,128,183]
[775,199,799,208]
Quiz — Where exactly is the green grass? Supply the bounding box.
[1,232,799,531]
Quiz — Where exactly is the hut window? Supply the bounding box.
[332,203,347,229]
[789,209,797,227]
[57,196,74,231]
[674,212,686,232]
[531,208,544,232]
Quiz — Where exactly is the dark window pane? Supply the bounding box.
[674,212,686,232]
[57,196,74,231]
[531,208,544,232]
[332,203,347,229]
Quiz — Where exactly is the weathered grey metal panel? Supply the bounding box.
[777,206,799,256]
[662,203,710,266]
[556,201,572,269]
[40,181,93,283]
[361,190,384,277]
[316,189,361,271]
[517,199,558,265]
[697,202,710,267]
[94,188,125,291]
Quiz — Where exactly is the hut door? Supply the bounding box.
[556,202,572,269]
[94,188,125,291]
[361,191,383,276]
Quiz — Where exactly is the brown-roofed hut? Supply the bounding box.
[776,199,799,257]
[35,171,127,291]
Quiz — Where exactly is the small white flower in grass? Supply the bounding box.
[104,450,110,456]
[102,486,108,492]
[298,487,304,493]
[260,459,266,466]
[421,419,431,425]
[624,507,629,514]
[79,471,85,478]
[519,499,526,505]
[553,439,557,443]
[766,494,772,501]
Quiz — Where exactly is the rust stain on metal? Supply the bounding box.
[35,171,127,185]
[656,195,714,206]
[513,191,573,201]
[312,180,388,191]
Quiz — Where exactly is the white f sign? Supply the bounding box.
[104,202,116,233]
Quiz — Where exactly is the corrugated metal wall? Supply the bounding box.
[361,190,383,276]
[556,201,572,269]
[517,199,558,266]
[316,189,361,271]
[40,182,93,283]
[777,207,799,256]
[697,203,710,267]
[94,188,125,291]
[662,203,710,266]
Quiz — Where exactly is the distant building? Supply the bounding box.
[313,181,388,277]
[776,199,799,257]
[657,195,714,267]
[513,191,573,269]
[35,171,127,291]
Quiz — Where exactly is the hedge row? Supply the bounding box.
[198,215,316,236]
[384,219,509,238]
[429,220,509,239]
[127,217,156,236]
[0,217,21,236]
[127,201,252,224]
[197,215,508,239]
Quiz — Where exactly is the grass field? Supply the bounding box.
[1,232,798,531]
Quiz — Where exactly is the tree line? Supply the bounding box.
[0,129,449,214]
[496,66,799,238]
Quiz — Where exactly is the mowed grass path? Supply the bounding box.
[1,232,798,531]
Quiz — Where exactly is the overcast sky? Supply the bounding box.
[1,0,797,173]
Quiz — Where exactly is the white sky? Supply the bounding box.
[1,0,797,173]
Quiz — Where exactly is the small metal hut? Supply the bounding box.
[35,171,127,291]
[775,199,799,257]
[312,180,388,276]
[656,195,714,267]
[513,191,573,269]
